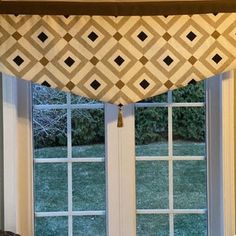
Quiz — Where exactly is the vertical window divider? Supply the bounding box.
[66,93,73,236]
[168,91,174,236]
[105,103,136,236]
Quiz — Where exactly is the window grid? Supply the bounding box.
[135,91,207,236]
[33,93,105,236]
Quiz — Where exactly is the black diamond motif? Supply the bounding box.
[140,79,150,89]
[64,57,75,67]
[114,56,125,66]
[137,31,148,41]
[186,31,197,41]
[90,80,101,90]
[38,32,48,43]
[13,55,24,66]
[188,79,197,85]
[212,54,222,64]
[42,81,51,87]
[88,31,98,42]
[163,56,174,66]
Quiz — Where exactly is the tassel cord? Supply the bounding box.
[117,105,123,128]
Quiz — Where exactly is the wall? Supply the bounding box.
[0,74,3,229]
[234,81,236,233]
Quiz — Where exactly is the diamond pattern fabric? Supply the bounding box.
[0,14,236,105]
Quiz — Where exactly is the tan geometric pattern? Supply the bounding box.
[0,13,236,105]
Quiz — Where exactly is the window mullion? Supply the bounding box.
[105,103,136,236]
[67,93,73,236]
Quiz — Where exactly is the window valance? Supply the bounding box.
[0,13,235,106]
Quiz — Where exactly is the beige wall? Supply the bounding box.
[0,75,3,229]
[235,73,236,232]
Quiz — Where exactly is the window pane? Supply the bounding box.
[173,107,205,156]
[35,217,68,236]
[138,93,168,103]
[173,161,207,209]
[136,161,168,209]
[172,81,205,103]
[32,84,67,105]
[73,216,106,236]
[174,214,207,236]
[72,163,105,211]
[72,109,105,158]
[34,163,68,212]
[33,109,67,158]
[71,94,101,104]
[135,107,168,156]
[137,214,169,236]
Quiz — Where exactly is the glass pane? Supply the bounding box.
[172,81,205,103]
[33,109,67,158]
[173,161,207,209]
[73,216,106,236]
[173,107,205,156]
[71,94,101,104]
[138,93,168,103]
[135,108,168,156]
[174,214,207,236]
[136,161,168,209]
[72,163,105,210]
[72,109,105,158]
[35,217,68,236]
[34,163,68,212]
[137,214,169,236]
[32,84,67,105]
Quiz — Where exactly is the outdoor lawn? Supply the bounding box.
[34,142,207,236]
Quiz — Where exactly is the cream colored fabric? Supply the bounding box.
[0,14,236,105]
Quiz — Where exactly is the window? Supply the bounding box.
[135,83,207,235]
[1,72,235,236]
[32,86,106,235]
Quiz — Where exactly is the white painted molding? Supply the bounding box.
[206,72,235,236]
[3,75,18,233]
[2,75,33,236]
[105,104,136,236]
[206,75,224,236]
[221,71,235,236]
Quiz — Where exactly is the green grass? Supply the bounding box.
[34,144,105,158]
[34,141,205,158]
[34,142,207,236]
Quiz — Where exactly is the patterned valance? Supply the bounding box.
[0,13,236,106]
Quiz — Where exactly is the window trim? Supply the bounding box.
[1,72,235,236]
[221,71,235,235]
[2,74,34,235]
[0,73,4,229]
[206,75,224,236]
[105,103,136,236]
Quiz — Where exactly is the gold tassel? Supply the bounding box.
[117,105,123,128]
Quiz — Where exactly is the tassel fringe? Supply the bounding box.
[117,105,123,128]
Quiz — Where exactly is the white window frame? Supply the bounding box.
[2,74,34,235]
[33,92,106,235]
[135,90,206,236]
[1,71,235,236]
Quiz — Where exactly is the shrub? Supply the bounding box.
[33,82,205,148]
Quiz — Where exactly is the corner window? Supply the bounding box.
[1,72,235,236]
